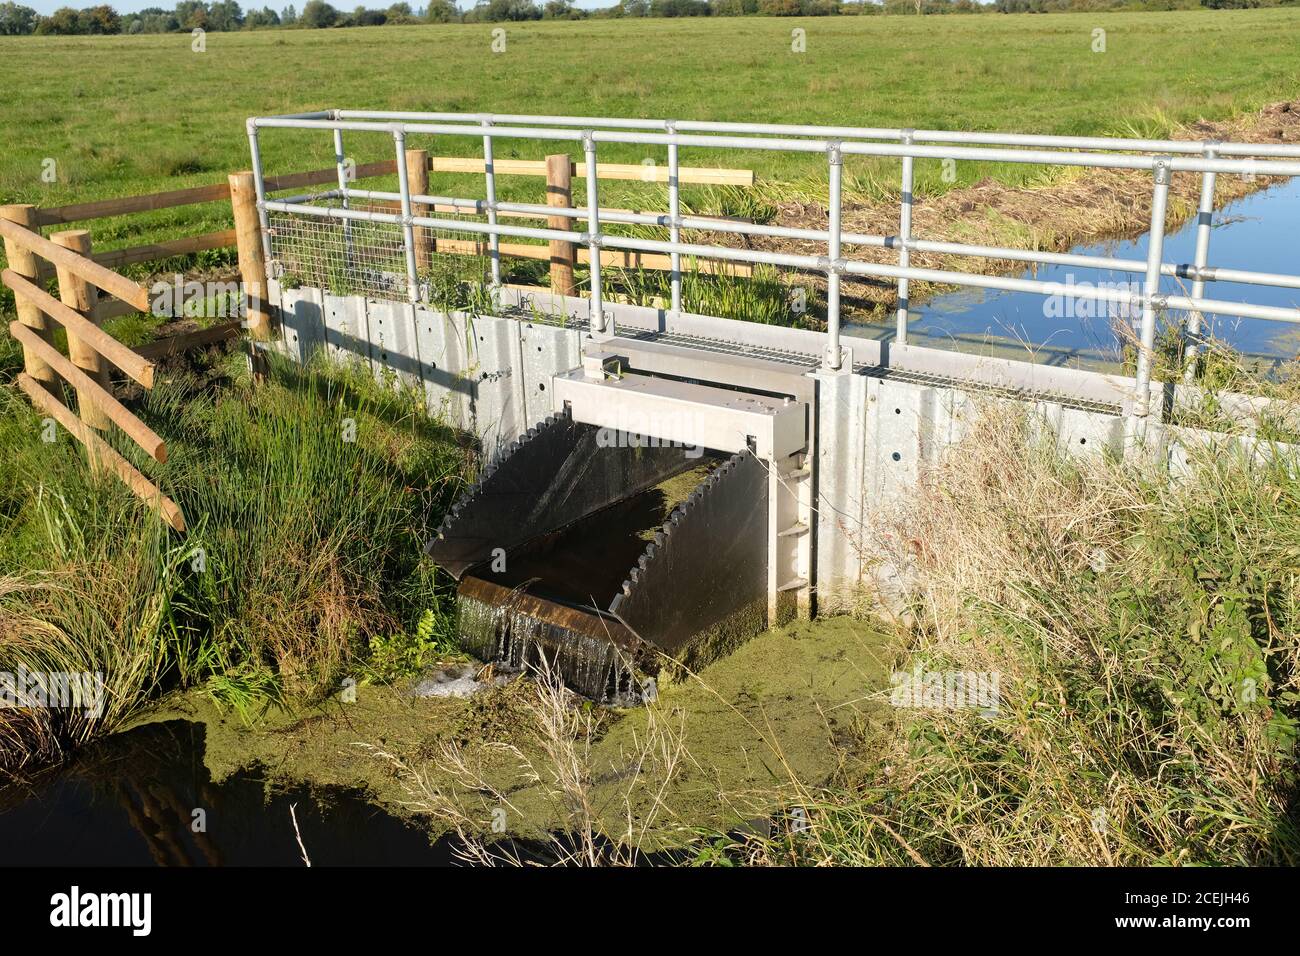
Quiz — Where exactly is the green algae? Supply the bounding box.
[139,614,897,844]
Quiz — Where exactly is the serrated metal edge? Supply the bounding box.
[609,451,744,612]
[431,407,573,541]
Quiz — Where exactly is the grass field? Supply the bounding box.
[1,9,1299,257]
[2,11,1299,864]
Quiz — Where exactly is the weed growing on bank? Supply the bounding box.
[0,349,471,775]
[732,404,1299,866]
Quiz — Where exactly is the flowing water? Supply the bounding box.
[455,462,717,704]
[848,177,1300,371]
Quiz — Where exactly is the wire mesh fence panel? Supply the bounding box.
[268,199,508,305]
[268,200,409,300]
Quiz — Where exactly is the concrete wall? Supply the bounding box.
[276,283,583,464]
[270,282,1296,615]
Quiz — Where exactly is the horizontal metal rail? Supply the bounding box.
[251,117,1300,176]
[262,198,1300,327]
[340,185,1300,293]
[249,109,1300,423]
[332,109,1300,160]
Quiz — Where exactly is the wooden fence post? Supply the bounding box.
[51,229,111,435]
[0,204,59,393]
[546,154,576,297]
[228,171,272,341]
[405,148,432,273]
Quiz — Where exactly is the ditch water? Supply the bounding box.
[848,176,1300,371]
[0,720,458,866]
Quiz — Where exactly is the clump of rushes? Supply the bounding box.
[0,386,185,773]
[606,262,807,328]
[0,350,471,776]
[725,402,1299,867]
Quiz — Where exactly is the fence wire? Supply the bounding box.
[267,199,496,302]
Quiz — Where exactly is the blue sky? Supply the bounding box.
[21,0,614,13]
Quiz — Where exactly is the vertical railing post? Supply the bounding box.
[1184,143,1217,382]
[229,171,274,342]
[245,121,272,261]
[895,129,915,346]
[1133,157,1172,430]
[334,124,355,271]
[545,153,576,297]
[482,119,502,287]
[0,204,59,394]
[405,148,431,275]
[51,229,110,438]
[824,142,843,371]
[666,121,683,315]
[392,128,421,304]
[583,131,607,338]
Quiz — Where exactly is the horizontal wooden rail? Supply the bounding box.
[31,158,753,228]
[10,322,167,463]
[0,219,150,311]
[134,320,242,360]
[33,163,400,228]
[93,229,237,269]
[2,270,156,388]
[368,198,752,227]
[36,182,233,227]
[17,374,185,532]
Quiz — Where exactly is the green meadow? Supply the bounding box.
[1,8,1299,255]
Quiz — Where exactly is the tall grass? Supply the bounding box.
[731,406,1299,866]
[0,350,470,775]
[0,387,188,771]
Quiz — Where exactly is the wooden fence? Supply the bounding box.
[0,210,184,531]
[29,153,753,278]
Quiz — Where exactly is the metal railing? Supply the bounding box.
[246,109,1300,421]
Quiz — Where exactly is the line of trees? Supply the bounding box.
[0,0,1292,35]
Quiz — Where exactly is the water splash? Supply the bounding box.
[458,590,645,706]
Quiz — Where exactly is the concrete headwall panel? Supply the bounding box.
[279,285,324,365]
[412,307,473,431]
[519,321,583,425]
[464,313,525,465]
[814,370,1138,611]
[366,299,423,388]
[272,286,1296,613]
[273,290,549,463]
[323,292,371,369]
[812,370,869,610]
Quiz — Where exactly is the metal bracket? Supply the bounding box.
[1153,157,1172,186]
[827,140,843,166]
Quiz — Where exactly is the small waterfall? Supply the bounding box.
[457,587,645,705]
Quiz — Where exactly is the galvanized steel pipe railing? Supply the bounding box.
[248,111,1300,420]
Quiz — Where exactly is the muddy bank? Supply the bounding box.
[138,615,895,846]
[754,100,1300,321]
